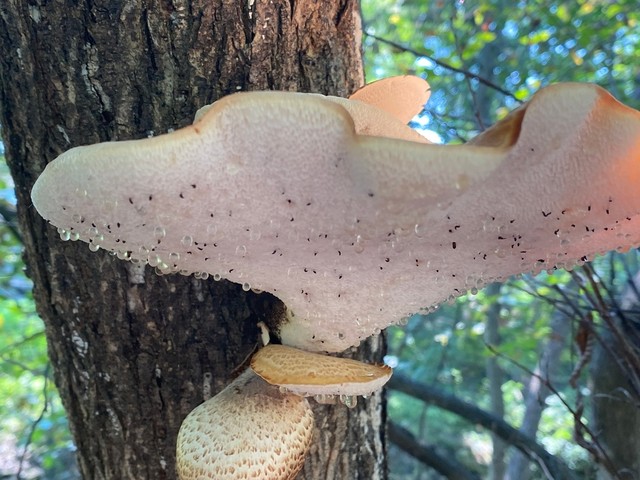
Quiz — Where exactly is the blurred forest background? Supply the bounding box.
[1,0,639,478]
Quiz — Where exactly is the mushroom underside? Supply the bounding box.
[250,344,392,398]
[30,81,640,352]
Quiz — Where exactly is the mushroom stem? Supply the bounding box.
[176,369,314,480]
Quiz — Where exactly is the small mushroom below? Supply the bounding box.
[176,369,314,480]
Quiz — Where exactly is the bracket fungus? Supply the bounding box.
[31,77,640,353]
[30,76,640,479]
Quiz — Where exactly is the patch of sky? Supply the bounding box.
[423,36,454,59]
[410,114,443,144]
[595,66,610,80]
[502,20,519,39]
[415,56,435,69]
[506,70,521,87]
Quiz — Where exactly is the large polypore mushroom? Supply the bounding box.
[31,76,640,478]
[31,78,640,353]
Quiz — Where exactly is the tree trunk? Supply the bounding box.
[505,301,572,480]
[0,1,387,479]
[591,271,640,480]
[483,283,506,480]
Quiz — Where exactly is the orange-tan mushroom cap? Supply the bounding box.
[176,370,314,480]
[194,75,431,143]
[349,75,431,123]
[31,80,640,352]
[250,344,392,397]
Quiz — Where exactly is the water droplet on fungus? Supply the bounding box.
[154,226,166,239]
[181,235,193,247]
[339,395,358,409]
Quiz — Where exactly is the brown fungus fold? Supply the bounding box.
[250,344,392,398]
[31,78,640,352]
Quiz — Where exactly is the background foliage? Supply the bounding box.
[1,0,639,478]
[362,0,640,478]
[0,158,77,479]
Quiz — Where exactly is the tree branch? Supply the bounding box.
[363,31,519,102]
[388,421,481,480]
[484,340,622,478]
[0,198,23,243]
[388,373,577,480]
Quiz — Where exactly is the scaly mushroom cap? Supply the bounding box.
[176,370,314,480]
[251,344,392,397]
[31,80,640,352]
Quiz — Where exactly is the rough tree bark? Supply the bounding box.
[0,1,387,479]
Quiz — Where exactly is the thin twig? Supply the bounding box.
[621,253,640,303]
[0,355,46,376]
[0,199,23,243]
[16,363,51,480]
[0,330,45,356]
[575,267,640,392]
[364,31,519,102]
[484,342,620,477]
[450,22,486,131]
